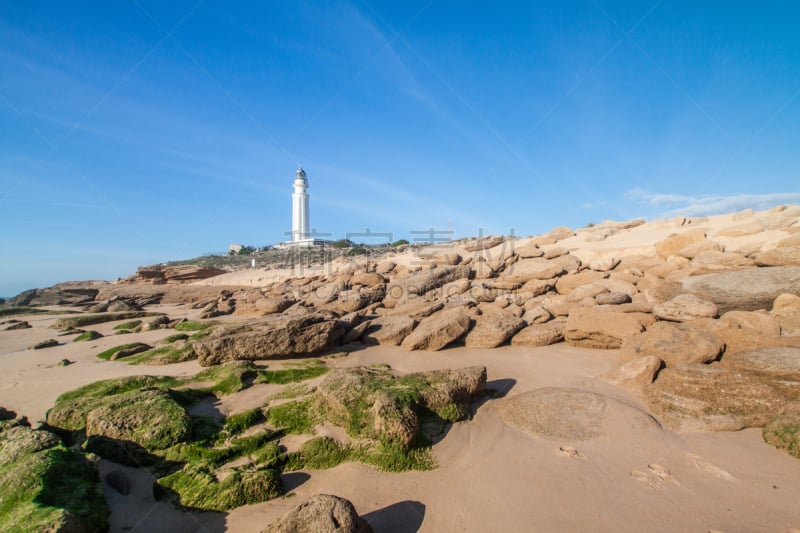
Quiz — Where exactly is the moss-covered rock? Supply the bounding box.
[156,463,282,512]
[73,330,103,342]
[0,419,108,531]
[763,403,800,459]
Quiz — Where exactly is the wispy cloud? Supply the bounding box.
[626,188,800,217]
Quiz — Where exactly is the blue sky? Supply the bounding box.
[1,1,799,295]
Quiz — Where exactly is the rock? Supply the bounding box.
[350,272,386,286]
[763,403,800,459]
[620,322,724,367]
[566,283,608,303]
[601,356,663,393]
[677,240,724,259]
[595,292,631,305]
[430,252,462,266]
[653,294,718,322]
[705,310,784,354]
[387,299,444,320]
[520,278,555,296]
[437,278,471,299]
[106,298,142,312]
[7,283,99,306]
[555,271,608,295]
[262,494,373,533]
[753,247,800,267]
[688,250,755,272]
[57,358,73,366]
[502,259,565,283]
[4,321,31,330]
[375,260,396,274]
[464,236,505,252]
[655,229,707,259]
[400,310,471,351]
[510,320,565,347]
[717,222,763,237]
[772,293,800,336]
[500,387,660,441]
[547,226,575,240]
[194,315,345,366]
[522,305,552,324]
[463,307,525,348]
[589,256,620,272]
[109,343,151,360]
[362,316,415,346]
[682,266,800,313]
[540,294,575,317]
[564,308,644,349]
[548,254,582,274]
[471,261,495,280]
[383,266,460,306]
[514,241,544,258]
[237,296,296,316]
[719,347,800,399]
[125,264,227,285]
[31,339,59,350]
[756,214,797,230]
[778,235,800,248]
[105,470,131,496]
[0,424,61,463]
[645,364,785,431]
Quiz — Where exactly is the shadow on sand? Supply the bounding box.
[363,500,426,532]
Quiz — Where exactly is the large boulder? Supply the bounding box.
[753,247,800,267]
[510,320,565,347]
[383,266,461,307]
[401,310,471,351]
[695,310,788,354]
[554,271,608,295]
[682,266,800,313]
[645,364,785,431]
[361,316,415,346]
[8,283,99,306]
[463,307,525,348]
[126,264,226,284]
[601,356,663,393]
[719,347,800,400]
[652,294,718,322]
[501,259,565,283]
[564,308,644,349]
[262,494,374,533]
[772,293,800,336]
[193,315,345,366]
[655,229,706,259]
[620,322,724,367]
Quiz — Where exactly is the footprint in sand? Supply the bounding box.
[631,464,678,490]
[557,446,587,461]
[685,453,737,482]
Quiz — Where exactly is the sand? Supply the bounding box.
[2,207,800,532]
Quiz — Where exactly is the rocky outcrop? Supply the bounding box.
[564,308,644,349]
[501,259,565,283]
[653,294,718,322]
[401,310,471,351]
[753,247,800,267]
[124,265,227,285]
[620,322,724,368]
[383,266,462,307]
[262,494,374,533]
[601,356,663,393]
[362,316,415,346]
[682,266,800,313]
[193,315,345,366]
[510,320,565,347]
[463,307,525,348]
[772,293,800,335]
[655,229,707,259]
[645,364,785,431]
[8,283,100,306]
[719,347,800,399]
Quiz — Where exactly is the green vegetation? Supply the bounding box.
[391,239,410,247]
[254,360,328,385]
[331,238,354,249]
[763,405,800,459]
[53,311,156,330]
[156,463,282,512]
[222,408,265,437]
[236,246,255,255]
[174,320,215,332]
[162,430,280,468]
[112,320,142,331]
[162,333,189,343]
[347,247,367,256]
[73,330,103,342]
[0,422,108,531]
[283,436,435,473]
[284,437,349,470]
[0,306,64,318]
[95,342,150,361]
[267,399,314,434]
[191,362,258,395]
[125,345,196,366]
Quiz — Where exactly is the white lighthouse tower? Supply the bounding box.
[291,166,310,243]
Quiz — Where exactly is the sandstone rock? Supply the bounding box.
[540,294,575,317]
[601,355,663,393]
[430,252,462,266]
[375,260,396,274]
[522,305,552,324]
[620,322,724,367]
[463,308,525,348]
[514,241,544,258]
[555,271,608,295]
[542,247,567,260]
[778,234,800,248]
[236,296,296,316]
[500,387,660,441]
[549,253,582,274]
[510,320,565,347]
[8,283,99,306]
[361,316,415,346]
[566,284,608,303]
[501,259,565,283]
[437,278,471,299]
[31,339,59,350]
[350,272,386,286]
[763,403,800,459]
[564,308,644,349]
[772,293,800,336]
[262,494,373,533]
[717,222,763,237]
[384,266,460,306]
[645,364,785,431]
[595,292,631,305]
[756,214,797,230]
[520,278,555,296]
[4,321,31,330]
[401,310,471,351]
[471,261,495,280]
[655,229,707,259]
[708,310,783,354]
[388,299,444,320]
[753,247,800,267]
[194,315,345,366]
[109,343,151,361]
[719,347,800,399]
[126,264,226,285]
[682,266,800,313]
[589,256,620,272]
[547,226,575,240]
[677,240,724,259]
[464,236,505,252]
[653,294,718,322]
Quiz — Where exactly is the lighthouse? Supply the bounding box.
[291,166,310,242]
